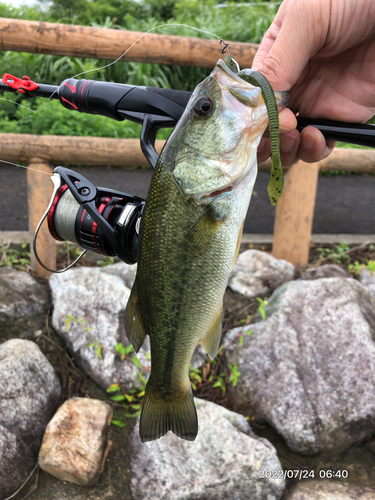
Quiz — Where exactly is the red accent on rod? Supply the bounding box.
[80,80,91,112]
[2,73,38,93]
[64,81,77,93]
[61,96,79,110]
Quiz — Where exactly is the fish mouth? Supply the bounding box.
[199,185,234,201]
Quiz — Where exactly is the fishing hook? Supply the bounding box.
[219,39,230,57]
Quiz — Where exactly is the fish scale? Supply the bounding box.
[124,58,288,442]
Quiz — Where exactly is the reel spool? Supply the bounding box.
[34,167,145,273]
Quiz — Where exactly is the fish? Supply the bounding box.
[124,58,288,442]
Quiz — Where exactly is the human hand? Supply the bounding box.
[252,0,375,165]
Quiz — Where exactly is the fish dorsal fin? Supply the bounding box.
[200,305,222,360]
[124,280,147,352]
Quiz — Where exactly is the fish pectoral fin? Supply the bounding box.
[140,380,198,442]
[124,281,147,352]
[180,207,223,254]
[231,220,244,271]
[200,306,222,360]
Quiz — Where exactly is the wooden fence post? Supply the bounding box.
[26,158,56,277]
[272,160,320,268]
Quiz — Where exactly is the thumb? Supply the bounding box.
[252,0,330,91]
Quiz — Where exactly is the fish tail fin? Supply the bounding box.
[140,381,198,442]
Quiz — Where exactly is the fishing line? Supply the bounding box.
[0,159,51,175]
[0,97,36,113]
[42,23,222,106]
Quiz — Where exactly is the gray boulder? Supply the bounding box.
[300,264,349,280]
[228,249,294,299]
[0,267,49,338]
[49,267,150,391]
[359,268,375,296]
[359,268,375,287]
[223,278,375,454]
[286,480,375,499]
[0,339,61,500]
[131,398,285,500]
[100,262,137,289]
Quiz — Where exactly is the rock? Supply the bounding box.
[0,267,49,338]
[300,264,349,280]
[286,480,375,499]
[0,425,36,500]
[130,398,285,500]
[359,268,375,287]
[358,269,375,297]
[223,278,375,454]
[0,339,61,500]
[39,398,113,487]
[100,262,137,289]
[228,249,294,299]
[50,267,150,391]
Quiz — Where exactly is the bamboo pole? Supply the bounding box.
[26,158,56,276]
[272,160,321,268]
[0,18,258,69]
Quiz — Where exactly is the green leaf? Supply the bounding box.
[238,335,244,346]
[111,419,127,428]
[110,394,126,402]
[115,343,127,356]
[88,341,99,349]
[132,355,142,369]
[96,345,103,359]
[107,383,121,393]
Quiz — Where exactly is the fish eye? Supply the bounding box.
[193,96,215,117]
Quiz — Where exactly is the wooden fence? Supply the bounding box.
[0,18,374,275]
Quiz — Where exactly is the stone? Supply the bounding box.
[300,264,349,280]
[286,479,375,499]
[0,267,49,338]
[223,278,375,454]
[0,339,61,500]
[228,249,294,299]
[358,268,375,297]
[50,267,150,391]
[359,268,375,287]
[0,425,36,500]
[100,262,137,289]
[130,398,285,500]
[39,397,113,487]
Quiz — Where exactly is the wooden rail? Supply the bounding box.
[0,18,258,69]
[1,133,374,273]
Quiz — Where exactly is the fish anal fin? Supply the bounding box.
[124,280,147,353]
[200,306,222,360]
[140,380,198,442]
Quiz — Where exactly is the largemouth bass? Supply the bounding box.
[125,58,288,442]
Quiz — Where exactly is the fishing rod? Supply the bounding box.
[3,74,375,150]
[1,73,374,271]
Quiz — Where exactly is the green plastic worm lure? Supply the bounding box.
[224,55,285,205]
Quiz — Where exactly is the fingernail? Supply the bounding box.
[280,134,297,153]
[302,132,316,150]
